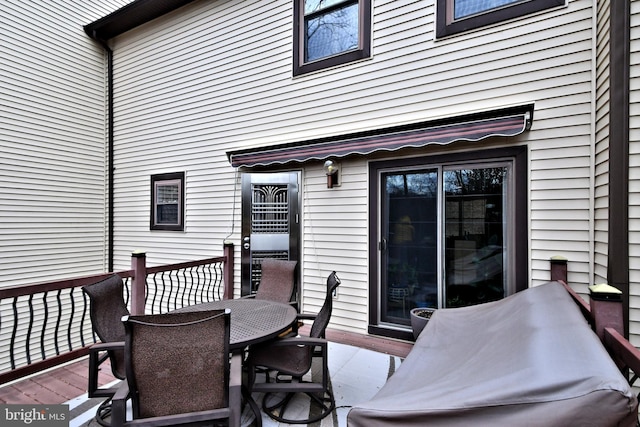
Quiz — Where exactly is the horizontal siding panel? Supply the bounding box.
[531,219,591,231]
[1,0,131,287]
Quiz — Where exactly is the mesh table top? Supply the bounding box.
[174,298,297,349]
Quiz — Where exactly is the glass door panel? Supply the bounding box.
[443,167,507,307]
[381,170,438,324]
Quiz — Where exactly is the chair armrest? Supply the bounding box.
[90,341,124,351]
[268,336,327,348]
[290,313,316,335]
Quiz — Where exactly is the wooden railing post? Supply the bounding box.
[589,283,624,342]
[223,242,234,299]
[131,251,147,314]
[550,256,568,282]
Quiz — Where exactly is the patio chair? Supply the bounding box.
[110,309,241,427]
[246,271,341,424]
[82,274,129,426]
[246,258,298,306]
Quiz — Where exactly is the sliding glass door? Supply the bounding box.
[377,156,518,328]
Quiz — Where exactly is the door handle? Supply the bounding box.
[379,238,387,252]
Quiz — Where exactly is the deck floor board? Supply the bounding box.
[0,329,411,406]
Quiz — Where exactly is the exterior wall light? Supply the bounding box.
[324,160,340,188]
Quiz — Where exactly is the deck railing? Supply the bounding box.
[0,243,234,385]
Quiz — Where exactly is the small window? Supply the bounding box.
[436,0,564,38]
[151,172,184,231]
[293,0,371,76]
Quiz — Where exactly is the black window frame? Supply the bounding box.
[436,0,565,38]
[150,172,185,231]
[293,0,372,76]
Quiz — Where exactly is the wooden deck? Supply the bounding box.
[0,329,413,406]
[0,358,113,405]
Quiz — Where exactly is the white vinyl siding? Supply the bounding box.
[104,0,595,334]
[0,0,131,287]
[629,0,640,344]
[0,0,131,371]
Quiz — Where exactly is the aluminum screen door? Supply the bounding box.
[240,172,300,297]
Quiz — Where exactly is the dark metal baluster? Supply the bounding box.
[10,297,18,369]
[79,291,88,347]
[180,268,187,309]
[123,277,131,306]
[184,268,193,307]
[203,265,210,303]
[178,269,186,309]
[156,272,164,315]
[166,271,173,313]
[67,288,75,352]
[215,262,223,300]
[26,294,34,364]
[198,264,207,302]
[143,277,149,313]
[150,273,158,314]
[209,264,216,301]
[41,291,49,359]
[189,267,198,305]
[54,290,62,355]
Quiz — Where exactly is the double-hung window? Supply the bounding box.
[293,0,372,76]
[151,172,184,231]
[436,0,564,37]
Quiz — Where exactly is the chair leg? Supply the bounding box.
[88,349,109,398]
[242,385,262,427]
[94,398,113,427]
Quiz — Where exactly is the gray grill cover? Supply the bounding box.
[348,282,638,426]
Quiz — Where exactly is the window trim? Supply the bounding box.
[436,0,565,38]
[293,0,372,76]
[150,172,185,231]
[368,146,527,341]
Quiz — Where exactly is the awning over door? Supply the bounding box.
[228,105,533,168]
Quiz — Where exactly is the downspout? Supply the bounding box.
[608,0,630,337]
[91,33,115,272]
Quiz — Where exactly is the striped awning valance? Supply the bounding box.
[228,106,532,168]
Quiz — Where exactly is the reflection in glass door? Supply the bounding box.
[381,170,438,325]
[379,163,511,326]
[444,167,507,307]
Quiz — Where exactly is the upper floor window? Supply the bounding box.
[151,172,184,231]
[436,0,564,38]
[293,0,371,76]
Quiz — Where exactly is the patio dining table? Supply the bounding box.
[173,298,298,350]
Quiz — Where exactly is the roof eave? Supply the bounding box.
[84,0,197,41]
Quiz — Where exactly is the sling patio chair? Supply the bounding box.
[82,274,129,426]
[110,309,241,427]
[246,271,341,424]
[244,258,298,306]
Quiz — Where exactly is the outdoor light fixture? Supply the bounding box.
[324,160,340,188]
